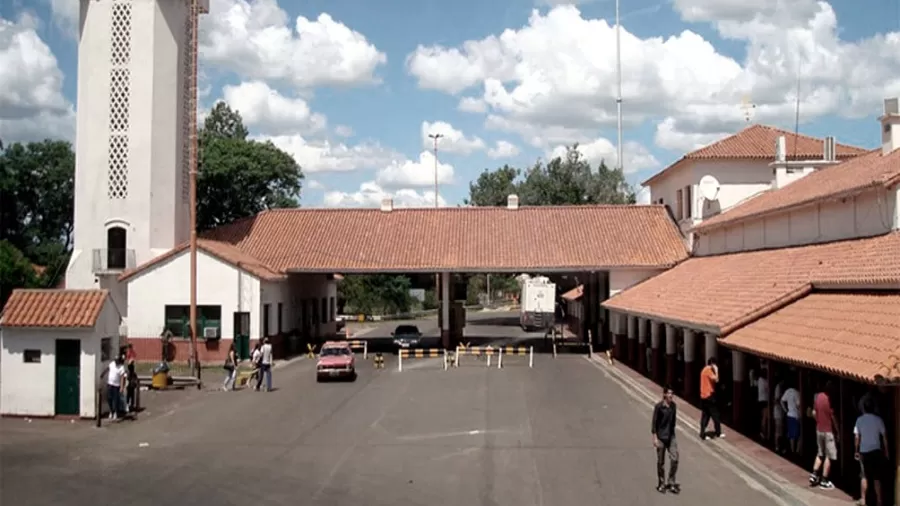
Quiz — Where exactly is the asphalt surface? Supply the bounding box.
[1,312,782,506]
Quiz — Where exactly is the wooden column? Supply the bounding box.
[626,315,637,366]
[732,349,746,424]
[637,318,647,374]
[650,321,662,383]
[766,364,775,446]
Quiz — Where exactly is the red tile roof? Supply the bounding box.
[119,239,285,282]
[0,289,109,328]
[642,125,868,186]
[561,285,584,301]
[602,232,900,334]
[694,148,900,233]
[193,205,688,273]
[721,293,900,385]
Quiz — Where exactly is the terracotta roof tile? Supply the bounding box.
[0,289,108,328]
[642,125,868,186]
[721,293,900,385]
[694,148,900,233]
[119,239,285,282]
[603,232,900,334]
[561,285,584,301]
[199,205,688,273]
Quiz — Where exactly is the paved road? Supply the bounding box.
[2,349,782,506]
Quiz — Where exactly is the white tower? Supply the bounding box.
[66,0,208,315]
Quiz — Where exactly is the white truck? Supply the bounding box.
[519,276,556,331]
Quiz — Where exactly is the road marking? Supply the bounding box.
[396,428,515,442]
[431,447,481,461]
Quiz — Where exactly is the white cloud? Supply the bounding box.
[307,180,325,190]
[201,0,386,89]
[262,134,402,174]
[487,140,520,159]
[334,125,354,137]
[421,121,485,155]
[0,15,75,142]
[458,97,487,113]
[546,138,660,174]
[46,0,78,38]
[636,186,651,205]
[222,81,326,135]
[375,151,454,188]
[324,181,446,208]
[405,4,900,152]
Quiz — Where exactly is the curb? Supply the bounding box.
[583,355,838,506]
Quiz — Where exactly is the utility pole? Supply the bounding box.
[188,0,201,386]
[615,0,624,175]
[428,132,443,341]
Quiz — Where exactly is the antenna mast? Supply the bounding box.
[615,0,623,174]
[792,63,802,159]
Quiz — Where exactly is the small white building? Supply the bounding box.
[118,240,338,363]
[0,289,121,418]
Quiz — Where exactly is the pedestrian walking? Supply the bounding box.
[781,379,802,456]
[222,343,238,391]
[854,398,889,506]
[124,343,138,411]
[651,385,680,494]
[255,337,273,392]
[248,342,262,390]
[699,357,724,440]
[754,367,770,440]
[809,381,839,489]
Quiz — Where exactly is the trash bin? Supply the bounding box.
[151,362,170,390]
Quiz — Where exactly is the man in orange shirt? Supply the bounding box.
[699,357,724,440]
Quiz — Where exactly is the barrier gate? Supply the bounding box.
[454,344,534,369]
[397,348,448,371]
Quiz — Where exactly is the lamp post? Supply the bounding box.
[187,0,201,386]
[428,132,444,344]
[615,0,623,175]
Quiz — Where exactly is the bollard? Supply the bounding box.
[498,348,503,369]
[487,354,491,368]
[363,341,368,360]
[529,346,534,368]
[398,350,403,372]
[443,351,448,371]
[552,341,557,358]
[95,386,102,428]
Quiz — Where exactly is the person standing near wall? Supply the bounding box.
[809,381,839,489]
[699,358,723,440]
[854,398,889,506]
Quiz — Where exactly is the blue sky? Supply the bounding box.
[2,0,899,206]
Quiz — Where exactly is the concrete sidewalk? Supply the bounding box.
[586,354,855,506]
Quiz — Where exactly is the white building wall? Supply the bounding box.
[260,281,290,337]
[696,186,898,255]
[67,0,192,300]
[609,269,662,297]
[126,250,262,340]
[0,300,119,418]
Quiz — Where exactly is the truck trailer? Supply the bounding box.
[519,276,556,331]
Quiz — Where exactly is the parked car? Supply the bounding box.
[316,341,356,382]
[392,324,423,351]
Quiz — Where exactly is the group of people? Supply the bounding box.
[102,343,138,420]
[222,337,274,392]
[651,358,891,505]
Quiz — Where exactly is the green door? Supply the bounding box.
[234,312,250,360]
[54,339,81,416]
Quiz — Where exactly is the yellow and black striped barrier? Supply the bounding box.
[306,343,317,359]
[373,353,385,369]
[497,346,533,369]
[454,345,499,367]
[398,348,448,371]
[347,340,368,359]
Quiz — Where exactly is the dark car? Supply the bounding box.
[392,324,422,350]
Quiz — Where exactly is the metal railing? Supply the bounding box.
[92,248,136,273]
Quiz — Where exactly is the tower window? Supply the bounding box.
[107,226,127,269]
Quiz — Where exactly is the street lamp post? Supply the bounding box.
[615,0,624,175]
[428,132,444,345]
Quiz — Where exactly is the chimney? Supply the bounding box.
[380,197,393,212]
[881,97,900,155]
[823,136,836,162]
[775,135,786,162]
[507,194,519,210]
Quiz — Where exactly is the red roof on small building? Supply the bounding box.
[693,148,900,233]
[642,125,868,186]
[561,285,584,301]
[119,239,286,282]
[0,289,109,328]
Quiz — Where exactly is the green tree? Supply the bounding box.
[197,102,304,231]
[338,274,414,315]
[463,164,520,206]
[0,241,40,308]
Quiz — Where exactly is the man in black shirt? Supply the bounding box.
[651,385,680,493]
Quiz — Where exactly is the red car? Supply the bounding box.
[316,341,357,382]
